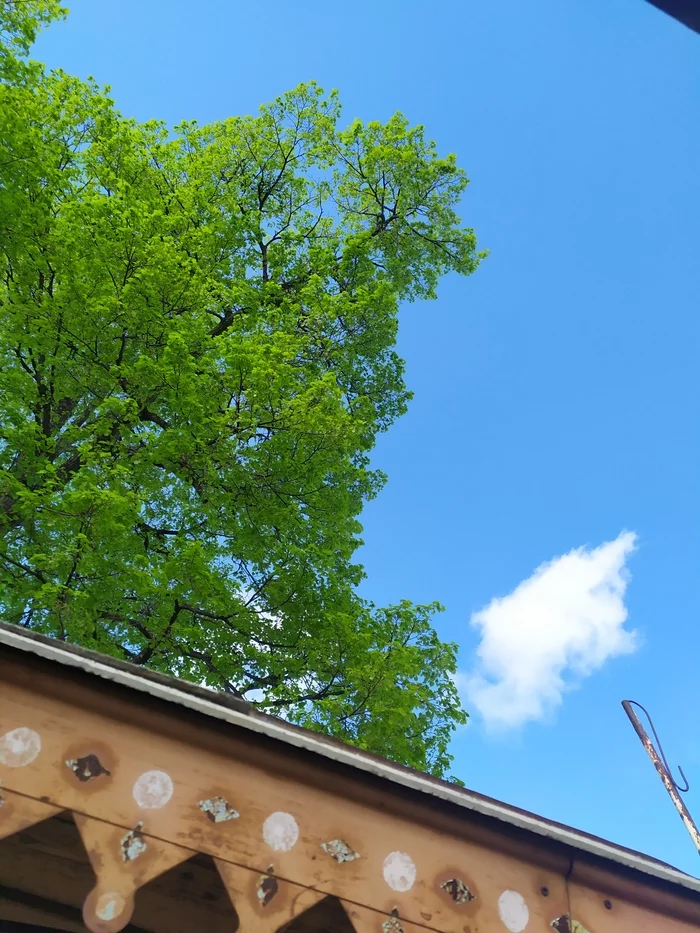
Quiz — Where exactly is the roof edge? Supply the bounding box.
[1,621,699,897]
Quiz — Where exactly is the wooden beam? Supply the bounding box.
[0,670,573,933]
[0,812,357,933]
[0,813,233,933]
[3,652,700,932]
[215,858,325,933]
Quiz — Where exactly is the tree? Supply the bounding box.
[0,2,484,778]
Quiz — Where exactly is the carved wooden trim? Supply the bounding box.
[2,656,700,932]
[215,858,325,933]
[74,813,193,932]
[0,790,62,842]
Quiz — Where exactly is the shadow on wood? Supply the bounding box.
[0,812,357,933]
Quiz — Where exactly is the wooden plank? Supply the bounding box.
[0,677,571,933]
[216,858,325,933]
[570,858,700,927]
[0,814,95,917]
[128,853,236,933]
[0,811,236,933]
[75,813,194,932]
[3,658,699,932]
[0,789,62,841]
[568,880,700,933]
[0,659,570,870]
[287,895,358,933]
[342,901,438,933]
[0,885,86,933]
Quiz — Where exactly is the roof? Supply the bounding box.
[1,619,699,901]
[645,0,700,33]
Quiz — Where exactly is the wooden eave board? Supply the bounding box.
[1,624,700,932]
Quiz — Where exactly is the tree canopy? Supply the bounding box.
[0,2,484,778]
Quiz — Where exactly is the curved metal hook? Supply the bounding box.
[623,699,690,793]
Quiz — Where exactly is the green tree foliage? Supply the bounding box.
[0,2,484,777]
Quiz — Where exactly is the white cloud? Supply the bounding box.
[462,531,639,731]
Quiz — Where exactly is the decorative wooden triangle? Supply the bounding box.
[340,901,427,933]
[215,857,325,933]
[0,787,63,840]
[74,813,193,933]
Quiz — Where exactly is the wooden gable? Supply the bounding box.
[1,627,699,933]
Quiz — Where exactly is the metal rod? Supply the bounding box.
[622,699,700,856]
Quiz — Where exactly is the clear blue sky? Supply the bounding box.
[36,0,700,874]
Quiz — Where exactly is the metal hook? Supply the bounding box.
[622,699,690,793]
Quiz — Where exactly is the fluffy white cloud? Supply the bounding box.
[462,531,638,730]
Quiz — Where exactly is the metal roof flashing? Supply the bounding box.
[1,620,699,901]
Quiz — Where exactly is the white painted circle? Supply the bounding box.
[132,770,173,809]
[498,890,529,932]
[95,892,125,922]
[262,811,299,851]
[0,727,41,768]
[383,851,416,892]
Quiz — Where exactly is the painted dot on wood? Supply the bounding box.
[0,727,41,768]
[262,811,299,851]
[132,770,173,809]
[383,851,416,892]
[94,892,126,922]
[498,890,529,932]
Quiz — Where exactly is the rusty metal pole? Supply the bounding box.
[622,699,700,857]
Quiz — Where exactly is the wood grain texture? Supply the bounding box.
[568,881,700,933]
[0,676,569,932]
[2,653,700,932]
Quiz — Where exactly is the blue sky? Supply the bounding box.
[36,0,700,874]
